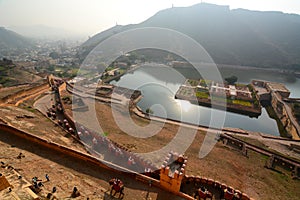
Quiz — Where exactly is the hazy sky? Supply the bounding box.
[1,0,300,36]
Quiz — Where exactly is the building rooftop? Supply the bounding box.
[266,82,290,93]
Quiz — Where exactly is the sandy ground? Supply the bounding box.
[66,95,300,200]
[0,129,183,200]
[0,95,182,199]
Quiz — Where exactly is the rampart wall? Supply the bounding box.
[271,91,300,139]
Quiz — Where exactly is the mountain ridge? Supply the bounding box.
[80,3,300,69]
[0,27,33,50]
[9,25,85,40]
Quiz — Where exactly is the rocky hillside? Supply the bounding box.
[80,3,300,69]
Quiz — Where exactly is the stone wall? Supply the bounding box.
[271,91,300,139]
[265,155,300,179]
[181,175,252,200]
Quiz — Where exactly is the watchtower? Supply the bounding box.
[160,152,187,193]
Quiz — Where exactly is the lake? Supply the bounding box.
[111,64,300,136]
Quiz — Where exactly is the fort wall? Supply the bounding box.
[271,91,300,139]
[252,80,300,139]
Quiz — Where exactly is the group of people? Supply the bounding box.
[194,185,213,199]
[222,188,241,200]
[49,77,155,174]
[109,177,125,198]
[30,173,82,199]
[38,174,121,199]
[74,123,154,173]
[194,184,242,200]
[31,174,49,193]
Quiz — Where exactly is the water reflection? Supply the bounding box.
[111,64,300,136]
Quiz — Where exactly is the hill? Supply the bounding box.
[0,27,33,50]
[80,3,300,69]
[0,58,42,87]
[9,25,85,40]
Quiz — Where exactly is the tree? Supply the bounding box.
[225,75,238,85]
[146,108,154,115]
[49,52,59,59]
[47,65,55,72]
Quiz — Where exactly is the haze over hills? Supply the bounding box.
[9,25,86,40]
[80,3,300,69]
[0,27,33,49]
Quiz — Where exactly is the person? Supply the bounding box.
[227,188,233,194]
[38,182,44,187]
[52,186,57,193]
[17,152,25,159]
[45,174,50,181]
[112,178,121,192]
[92,137,98,145]
[71,186,80,198]
[128,156,135,166]
[114,178,120,185]
[33,182,38,189]
[47,193,52,199]
[73,186,78,193]
[234,192,240,199]
[109,143,115,152]
[144,167,152,176]
[32,177,37,183]
[77,131,82,138]
[148,180,152,187]
[115,148,123,157]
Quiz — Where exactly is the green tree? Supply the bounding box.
[49,52,59,59]
[146,108,153,115]
[47,65,55,72]
[225,75,238,85]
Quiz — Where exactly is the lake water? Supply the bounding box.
[111,64,300,136]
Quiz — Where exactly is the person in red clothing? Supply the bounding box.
[109,178,124,198]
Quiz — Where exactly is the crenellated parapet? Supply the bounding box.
[160,151,187,193]
[181,175,253,200]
